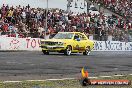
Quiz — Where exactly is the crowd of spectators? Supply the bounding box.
[90,0,132,21]
[0,4,132,41]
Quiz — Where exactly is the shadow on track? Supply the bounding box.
[39,52,95,57]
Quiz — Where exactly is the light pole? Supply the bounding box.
[45,0,48,39]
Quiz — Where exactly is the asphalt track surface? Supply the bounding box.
[0,51,132,81]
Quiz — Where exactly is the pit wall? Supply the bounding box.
[0,37,132,51]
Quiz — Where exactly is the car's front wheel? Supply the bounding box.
[42,50,49,55]
[64,46,72,56]
[83,46,90,55]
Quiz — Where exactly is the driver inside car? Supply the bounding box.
[74,34,80,41]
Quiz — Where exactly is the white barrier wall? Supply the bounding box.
[93,41,132,51]
[0,37,41,51]
[0,37,132,51]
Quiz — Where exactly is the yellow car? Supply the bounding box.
[40,32,94,56]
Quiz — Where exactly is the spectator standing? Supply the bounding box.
[40,31,45,39]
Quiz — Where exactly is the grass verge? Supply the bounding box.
[0,75,132,88]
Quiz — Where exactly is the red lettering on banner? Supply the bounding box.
[26,39,30,48]
[26,39,40,49]
[31,39,36,48]
[38,39,41,46]
[10,39,20,49]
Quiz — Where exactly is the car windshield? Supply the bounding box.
[53,33,74,39]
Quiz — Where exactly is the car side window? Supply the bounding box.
[79,34,87,40]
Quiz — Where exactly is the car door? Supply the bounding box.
[78,33,87,51]
[72,33,81,51]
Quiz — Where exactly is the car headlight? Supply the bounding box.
[58,42,64,45]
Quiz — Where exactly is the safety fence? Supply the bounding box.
[0,37,132,51]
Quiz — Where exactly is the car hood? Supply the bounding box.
[41,39,72,43]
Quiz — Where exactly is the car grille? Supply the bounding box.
[45,41,58,45]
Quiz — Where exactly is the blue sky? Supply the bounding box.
[0,0,87,13]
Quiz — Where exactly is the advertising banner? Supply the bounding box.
[0,37,41,51]
[93,41,132,51]
[0,37,132,51]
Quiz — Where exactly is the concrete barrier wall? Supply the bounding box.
[0,37,41,51]
[0,37,132,51]
[93,41,132,51]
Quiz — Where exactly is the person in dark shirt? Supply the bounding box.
[40,31,45,39]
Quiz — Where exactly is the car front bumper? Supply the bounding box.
[40,45,65,51]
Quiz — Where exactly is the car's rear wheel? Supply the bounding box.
[42,50,49,55]
[64,46,72,56]
[83,46,90,55]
